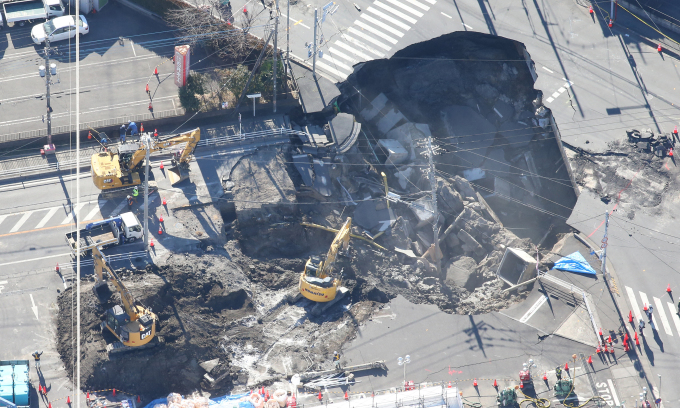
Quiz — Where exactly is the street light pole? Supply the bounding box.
[143,135,150,248]
[397,355,411,387]
[312,8,318,78]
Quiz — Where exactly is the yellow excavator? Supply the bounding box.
[299,217,352,302]
[91,128,201,190]
[92,246,159,354]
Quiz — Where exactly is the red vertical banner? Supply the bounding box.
[174,45,190,87]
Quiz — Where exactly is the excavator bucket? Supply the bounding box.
[167,164,189,185]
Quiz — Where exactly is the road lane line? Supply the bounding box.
[463,23,473,30]
[348,27,392,50]
[280,12,310,29]
[667,302,680,335]
[542,66,554,73]
[654,296,673,335]
[35,207,60,229]
[0,252,72,267]
[61,203,86,225]
[366,7,411,30]
[83,204,102,221]
[557,87,566,93]
[334,41,372,60]
[545,97,554,103]
[382,0,423,17]
[354,21,399,43]
[441,12,451,18]
[520,295,548,323]
[129,39,137,57]
[0,215,7,227]
[551,91,560,98]
[10,211,33,233]
[606,380,620,406]
[360,14,405,37]
[374,1,417,24]
[639,291,658,329]
[625,286,642,322]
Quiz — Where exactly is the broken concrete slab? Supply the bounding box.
[360,93,388,121]
[292,155,334,196]
[409,196,434,227]
[354,199,395,232]
[377,139,409,164]
[386,122,429,161]
[457,229,485,256]
[445,256,477,288]
[377,108,406,134]
[496,247,537,286]
[441,105,497,168]
[328,113,361,153]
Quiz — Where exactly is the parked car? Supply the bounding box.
[31,14,88,44]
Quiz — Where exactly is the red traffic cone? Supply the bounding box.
[667,284,672,293]
[589,5,593,13]
[56,263,60,272]
[317,391,322,401]
[113,389,116,397]
[607,335,612,344]
[624,342,629,352]
[265,390,269,400]
[658,44,663,52]
[564,362,569,371]
[249,390,253,395]
[596,345,601,354]
[635,335,640,346]
[86,392,90,399]
[39,385,43,395]
[162,197,167,205]
[140,123,144,133]
[604,345,609,353]
[644,303,648,311]
[150,239,154,247]
[154,129,158,137]
[154,67,159,75]
[158,226,163,235]
[587,355,593,364]
[67,396,71,404]
[145,83,149,93]
[629,311,633,323]
[148,102,153,111]
[519,383,524,389]
[448,382,452,388]
[243,6,247,13]
[49,403,52,408]
[137,396,141,403]
[493,379,498,388]
[159,215,164,223]
[608,19,613,27]
[599,328,603,337]
[675,125,678,135]
[473,379,478,387]
[88,131,92,139]
[543,372,547,381]
[160,161,164,170]
[344,391,348,400]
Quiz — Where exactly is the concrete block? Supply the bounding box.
[360,93,388,121]
[376,109,406,134]
[377,139,408,164]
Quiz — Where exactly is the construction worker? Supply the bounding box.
[131,187,139,204]
[127,195,134,208]
[32,351,43,369]
[647,305,654,322]
[555,365,562,381]
[677,299,680,315]
[128,121,139,136]
[639,318,646,335]
[333,351,340,369]
[119,124,127,143]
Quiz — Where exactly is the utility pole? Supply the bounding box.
[273,0,279,112]
[312,8,318,78]
[42,37,55,154]
[427,137,441,275]
[286,0,290,89]
[144,135,150,248]
[601,211,609,279]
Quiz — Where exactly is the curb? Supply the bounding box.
[114,0,163,21]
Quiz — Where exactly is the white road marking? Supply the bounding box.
[281,12,310,29]
[402,0,429,11]
[441,12,451,18]
[421,0,436,4]
[342,34,386,57]
[354,21,399,44]
[329,47,360,64]
[35,207,59,229]
[639,291,658,329]
[653,296,672,336]
[83,204,102,221]
[110,199,129,217]
[0,252,71,267]
[366,7,411,30]
[545,97,554,104]
[30,293,38,320]
[321,52,353,71]
[129,39,137,57]
[626,286,642,322]
[360,14,405,37]
[607,379,620,406]
[542,66,554,73]
[61,203,86,224]
[315,61,349,79]
[0,215,7,227]
[551,91,560,98]
[374,1,417,24]
[668,302,680,335]
[10,211,33,233]
[0,281,7,294]
[348,27,393,50]
[557,87,566,93]
[520,295,548,323]
[334,41,373,60]
[463,23,473,30]
[382,0,424,17]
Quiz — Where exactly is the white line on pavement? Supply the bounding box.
[10,211,33,233]
[35,207,60,229]
[374,1,417,24]
[83,205,102,222]
[402,0,429,11]
[542,66,554,73]
[334,41,372,61]
[354,21,399,44]
[606,380,620,406]
[61,203,86,225]
[551,91,560,98]
[315,61,349,80]
[626,286,642,322]
[110,199,129,217]
[129,39,137,57]
[0,215,7,227]
[328,47,359,64]
[348,27,393,50]
[463,23,473,30]
[366,7,411,30]
[545,97,554,103]
[668,302,680,335]
[360,14,405,37]
[342,34,386,57]
[0,253,72,267]
[557,87,566,93]
[520,295,548,323]
[441,12,451,18]
[382,0,423,17]
[639,291,659,329]
[654,296,673,336]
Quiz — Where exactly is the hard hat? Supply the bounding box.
[334,351,338,354]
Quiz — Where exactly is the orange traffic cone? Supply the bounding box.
[604,345,609,353]
[589,5,593,13]
[644,304,648,311]
[599,328,603,337]
[56,263,60,272]
[629,311,633,323]
[317,391,322,401]
[154,129,158,137]
[564,362,569,371]
[543,372,547,381]
[150,239,154,247]
[608,19,613,27]
[635,334,640,346]
[162,197,167,205]
[493,379,498,388]
[88,131,92,139]
[141,123,144,133]
[154,67,159,75]
[67,396,71,404]
[86,392,90,399]
[658,44,663,52]
[596,345,601,354]
[448,382,452,388]
[265,390,269,400]
[49,403,52,408]
[667,284,672,293]
[160,161,164,170]
[519,383,524,389]
[158,226,163,235]
[624,342,629,352]
[607,335,612,345]
[243,6,247,13]
[611,346,615,356]
[473,379,478,387]
[344,391,348,400]
[145,83,149,93]
[587,355,593,364]
[671,148,675,157]
[675,125,678,135]
[159,215,164,223]
[113,389,116,397]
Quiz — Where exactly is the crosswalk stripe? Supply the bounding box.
[35,207,59,229]
[329,47,360,64]
[110,199,129,217]
[341,35,385,57]
[348,27,392,50]
[625,286,642,323]
[315,61,350,79]
[360,14,406,37]
[374,1,417,24]
[668,302,680,335]
[366,7,411,30]
[0,215,7,228]
[354,20,399,44]
[421,0,436,4]
[639,291,659,330]
[83,205,102,222]
[402,0,429,11]
[10,211,33,233]
[383,0,424,18]
[653,297,673,336]
[334,41,372,60]
[320,53,353,71]
[61,203,86,225]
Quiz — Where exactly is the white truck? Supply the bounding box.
[65,212,144,256]
[1,0,64,27]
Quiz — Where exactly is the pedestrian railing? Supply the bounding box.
[540,273,600,344]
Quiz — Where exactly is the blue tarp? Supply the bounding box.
[553,251,597,276]
[143,393,250,408]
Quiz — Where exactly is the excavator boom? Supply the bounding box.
[93,247,138,320]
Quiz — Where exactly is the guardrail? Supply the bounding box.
[0,128,305,180]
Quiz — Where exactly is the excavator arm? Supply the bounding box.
[317,218,351,278]
[93,246,139,321]
[127,128,201,170]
